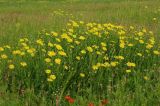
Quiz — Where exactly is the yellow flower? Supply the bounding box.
[55,58,61,65]
[64,65,69,70]
[101,42,106,47]
[9,64,15,70]
[142,28,147,33]
[45,58,51,63]
[96,51,101,55]
[102,47,107,51]
[58,51,67,56]
[153,50,160,55]
[118,30,125,35]
[80,73,85,78]
[75,41,80,45]
[76,56,81,60]
[137,53,142,57]
[48,51,56,57]
[146,44,153,49]
[79,36,85,40]
[153,18,157,21]
[4,45,11,49]
[61,33,68,39]
[139,40,144,44]
[103,62,110,67]
[55,44,63,50]
[47,78,53,82]
[36,39,44,46]
[12,50,21,55]
[56,38,61,42]
[120,42,125,48]
[19,52,25,56]
[50,74,56,80]
[130,26,134,30]
[72,21,79,27]
[110,62,118,67]
[81,50,86,54]
[66,37,73,43]
[1,54,8,59]
[0,47,4,52]
[137,32,144,36]
[48,42,54,47]
[79,21,84,24]
[19,38,25,42]
[114,56,124,60]
[126,62,136,67]
[92,65,98,70]
[20,62,27,67]
[87,46,93,52]
[144,76,149,80]
[126,69,131,73]
[51,31,58,37]
[128,43,133,47]
[45,69,51,74]
[69,29,74,33]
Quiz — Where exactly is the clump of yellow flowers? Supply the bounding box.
[0,20,159,99]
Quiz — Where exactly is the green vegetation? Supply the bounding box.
[0,0,160,106]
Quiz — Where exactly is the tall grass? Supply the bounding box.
[0,0,160,105]
[0,20,160,105]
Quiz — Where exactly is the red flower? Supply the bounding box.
[101,99,108,105]
[68,98,75,104]
[88,102,94,106]
[65,95,75,104]
[65,95,71,100]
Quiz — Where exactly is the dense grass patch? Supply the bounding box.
[0,20,160,105]
[0,0,160,105]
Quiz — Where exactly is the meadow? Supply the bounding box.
[0,0,160,106]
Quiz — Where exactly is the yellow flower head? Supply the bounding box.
[45,58,51,63]
[76,56,81,60]
[36,39,44,46]
[20,62,27,67]
[0,47,4,52]
[51,31,58,37]
[153,50,160,55]
[12,50,21,55]
[87,46,93,52]
[110,62,118,67]
[126,62,136,67]
[139,40,144,44]
[55,44,63,50]
[101,42,106,47]
[79,36,85,40]
[1,54,8,59]
[9,64,15,70]
[45,69,51,74]
[80,73,85,78]
[137,53,142,57]
[55,58,61,65]
[48,42,54,47]
[114,56,124,60]
[50,74,56,80]
[81,50,86,54]
[144,76,149,80]
[92,65,99,70]
[126,69,131,73]
[48,51,56,57]
[58,51,67,56]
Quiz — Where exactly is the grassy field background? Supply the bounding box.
[0,0,160,106]
[0,0,160,44]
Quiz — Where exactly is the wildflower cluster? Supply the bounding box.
[0,20,159,104]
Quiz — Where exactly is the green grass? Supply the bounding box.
[0,0,160,44]
[0,0,160,106]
